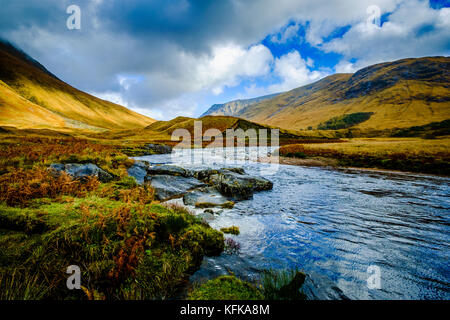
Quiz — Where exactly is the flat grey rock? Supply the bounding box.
[147,164,190,177]
[183,187,235,208]
[145,175,206,201]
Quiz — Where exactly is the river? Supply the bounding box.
[135,147,450,300]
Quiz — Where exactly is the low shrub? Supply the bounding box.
[0,167,99,206]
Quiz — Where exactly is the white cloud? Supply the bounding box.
[194,43,273,94]
[322,0,450,71]
[269,51,328,92]
[334,60,357,73]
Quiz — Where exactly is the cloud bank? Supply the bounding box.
[0,0,448,119]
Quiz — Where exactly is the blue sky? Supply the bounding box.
[0,0,449,120]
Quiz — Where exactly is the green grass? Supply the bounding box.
[260,269,307,300]
[188,276,263,300]
[220,226,240,235]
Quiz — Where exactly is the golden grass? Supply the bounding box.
[304,137,450,156]
[279,137,450,175]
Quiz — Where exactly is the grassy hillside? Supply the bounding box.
[0,40,155,130]
[206,57,450,132]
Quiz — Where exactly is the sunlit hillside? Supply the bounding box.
[0,41,155,130]
[203,57,450,132]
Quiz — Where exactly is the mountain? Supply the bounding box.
[0,40,155,130]
[203,57,450,131]
[201,93,280,117]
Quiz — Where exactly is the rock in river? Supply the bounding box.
[147,164,190,177]
[145,175,206,201]
[183,187,235,209]
[205,169,273,200]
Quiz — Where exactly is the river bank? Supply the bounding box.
[276,137,450,176]
[258,155,450,179]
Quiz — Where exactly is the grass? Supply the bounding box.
[220,226,240,235]
[0,135,225,300]
[260,269,307,300]
[188,269,308,300]
[279,137,450,175]
[188,276,264,300]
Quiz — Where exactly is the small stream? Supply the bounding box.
[136,147,450,300]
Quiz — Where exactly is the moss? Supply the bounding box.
[220,226,240,235]
[188,276,263,300]
[195,201,235,209]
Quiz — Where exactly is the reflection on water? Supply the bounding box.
[136,147,450,300]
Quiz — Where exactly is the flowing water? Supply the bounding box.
[136,147,450,300]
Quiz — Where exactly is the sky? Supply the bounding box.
[0,0,449,120]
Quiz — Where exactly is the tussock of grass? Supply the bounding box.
[188,276,263,300]
[220,226,240,235]
[260,269,307,300]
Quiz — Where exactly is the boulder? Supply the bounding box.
[208,171,273,200]
[50,163,113,183]
[193,167,245,181]
[127,161,149,184]
[183,187,235,209]
[147,164,190,177]
[145,143,172,154]
[145,175,206,201]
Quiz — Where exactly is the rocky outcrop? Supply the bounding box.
[50,163,114,182]
[128,161,273,203]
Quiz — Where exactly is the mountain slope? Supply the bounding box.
[204,57,450,131]
[201,93,280,117]
[0,40,155,130]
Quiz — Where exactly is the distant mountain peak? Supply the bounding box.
[201,92,281,117]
